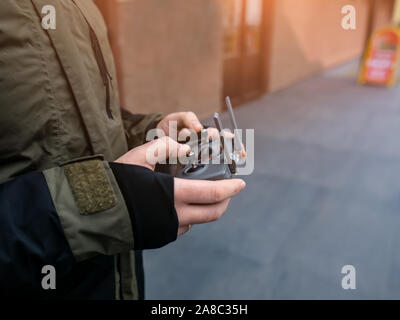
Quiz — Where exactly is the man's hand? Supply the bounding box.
[115,136,246,236]
[157,111,246,158]
[157,111,203,137]
[156,111,220,140]
[174,178,246,236]
[115,136,190,170]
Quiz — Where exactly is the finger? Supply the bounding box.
[179,112,203,132]
[178,128,193,142]
[222,130,235,139]
[220,130,246,158]
[178,225,191,236]
[206,127,220,140]
[207,128,234,140]
[175,178,246,204]
[241,143,247,158]
[146,136,190,166]
[178,199,230,225]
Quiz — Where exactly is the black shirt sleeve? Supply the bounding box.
[0,171,75,296]
[0,163,178,296]
[109,163,178,250]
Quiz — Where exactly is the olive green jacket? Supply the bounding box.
[0,0,162,299]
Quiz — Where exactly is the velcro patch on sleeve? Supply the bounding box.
[63,160,116,215]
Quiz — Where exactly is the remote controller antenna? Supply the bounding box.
[213,112,223,142]
[225,96,242,153]
[213,112,236,174]
[213,112,225,157]
[225,97,238,130]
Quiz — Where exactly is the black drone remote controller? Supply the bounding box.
[155,97,244,181]
[155,130,236,180]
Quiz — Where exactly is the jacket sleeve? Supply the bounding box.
[0,156,178,291]
[120,108,164,149]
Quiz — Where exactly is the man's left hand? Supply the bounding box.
[157,111,246,158]
[157,112,203,137]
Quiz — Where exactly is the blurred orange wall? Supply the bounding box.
[266,0,394,93]
[96,0,222,119]
[96,0,394,112]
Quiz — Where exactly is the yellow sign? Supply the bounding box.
[359,27,400,87]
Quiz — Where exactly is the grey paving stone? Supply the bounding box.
[144,60,400,299]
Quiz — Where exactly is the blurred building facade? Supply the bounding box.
[95,0,394,118]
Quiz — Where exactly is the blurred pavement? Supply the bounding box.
[144,60,400,299]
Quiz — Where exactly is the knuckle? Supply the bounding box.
[178,111,187,119]
[211,186,223,203]
[187,112,197,121]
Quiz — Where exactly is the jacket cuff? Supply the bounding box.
[109,162,178,250]
[43,159,134,261]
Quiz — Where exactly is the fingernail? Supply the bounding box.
[240,180,246,189]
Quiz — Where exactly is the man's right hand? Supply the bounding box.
[174,178,246,235]
[115,137,246,237]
